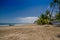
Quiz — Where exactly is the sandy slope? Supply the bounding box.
[0,24,60,40]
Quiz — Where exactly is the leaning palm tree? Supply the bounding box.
[50,0,60,20]
[58,0,60,14]
[45,10,50,19]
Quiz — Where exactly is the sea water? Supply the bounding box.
[0,23,21,27]
[0,23,31,27]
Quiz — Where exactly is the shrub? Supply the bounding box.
[9,24,14,26]
[36,18,49,25]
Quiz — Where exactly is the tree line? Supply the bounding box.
[35,0,60,25]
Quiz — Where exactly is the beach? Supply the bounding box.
[0,24,60,40]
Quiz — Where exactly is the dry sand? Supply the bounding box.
[0,24,60,40]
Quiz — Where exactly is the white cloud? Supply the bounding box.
[16,17,38,23]
[0,17,38,23]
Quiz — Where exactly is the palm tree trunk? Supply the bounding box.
[58,5,60,20]
[59,5,60,14]
[50,7,54,21]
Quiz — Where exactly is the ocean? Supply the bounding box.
[0,23,22,26]
[0,23,32,27]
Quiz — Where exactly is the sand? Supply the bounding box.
[0,24,60,40]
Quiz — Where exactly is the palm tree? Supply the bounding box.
[45,10,50,19]
[58,0,60,14]
[55,12,60,20]
[50,0,60,20]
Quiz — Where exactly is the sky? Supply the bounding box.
[0,0,52,23]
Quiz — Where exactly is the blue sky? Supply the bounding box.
[0,0,52,23]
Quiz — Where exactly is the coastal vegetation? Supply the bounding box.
[36,0,60,25]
